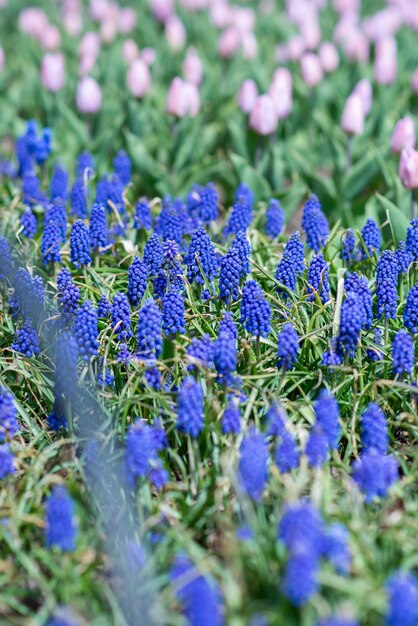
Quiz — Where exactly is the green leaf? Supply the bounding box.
[376,192,410,243]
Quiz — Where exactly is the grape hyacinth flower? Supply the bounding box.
[0,444,15,479]
[219,312,238,340]
[360,218,381,259]
[406,219,418,260]
[353,448,398,502]
[74,301,98,360]
[12,320,40,357]
[224,194,253,237]
[50,164,68,201]
[185,226,218,285]
[219,246,241,303]
[128,257,149,307]
[144,233,163,276]
[266,199,285,239]
[89,203,108,251]
[70,178,88,219]
[137,298,162,359]
[307,254,330,303]
[277,323,299,370]
[41,218,61,265]
[57,268,80,323]
[186,335,213,370]
[22,171,46,207]
[192,182,219,224]
[315,390,340,449]
[177,377,204,436]
[392,330,414,376]
[240,280,271,338]
[376,252,399,320]
[276,255,297,299]
[21,208,37,238]
[306,426,329,467]
[275,431,299,473]
[125,420,165,484]
[77,151,94,178]
[0,387,18,440]
[322,523,351,575]
[222,398,241,434]
[214,331,237,386]
[0,237,13,281]
[344,273,372,330]
[283,550,319,606]
[386,572,418,626]
[46,200,67,243]
[111,292,132,340]
[113,150,132,186]
[336,292,363,358]
[367,328,383,361]
[162,289,186,335]
[403,283,418,333]
[70,220,91,268]
[361,402,388,455]
[283,231,304,272]
[395,241,412,274]
[340,228,356,263]
[44,486,77,551]
[239,428,268,501]
[134,200,152,231]
[232,231,251,278]
[301,194,330,252]
[97,294,111,318]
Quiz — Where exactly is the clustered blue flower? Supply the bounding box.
[185,225,218,285]
[396,241,412,273]
[113,150,132,186]
[336,292,363,357]
[240,280,271,337]
[301,194,330,252]
[41,218,62,265]
[224,184,253,236]
[386,572,418,626]
[144,233,163,275]
[0,387,18,440]
[0,444,15,479]
[361,402,388,455]
[177,377,205,436]
[74,300,98,360]
[219,246,241,302]
[307,254,330,303]
[214,325,237,385]
[283,231,305,272]
[12,320,40,357]
[277,323,299,369]
[406,219,418,261]
[44,485,77,552]
[344,273,372,329]
[222,398,241,434]
[186,335,213,370]
[340,228,356,263]
[403,283,418,333]
[97,294,111,318]
[57,268,80,323]
[70,178,88,219]
[137,298,162,359]
[70,220,91,268]
[392,330,414,376]
[89,203,108,250]
[266,198,285,239]
[134,200,152,231]
[239,427,267,501]
[111,292,132,340]
[128,257,149,306]
[21,209,37,239]
[162,288,186,335]
[376,251,399,320]
[50,164,68,201]
[361,218,381,259]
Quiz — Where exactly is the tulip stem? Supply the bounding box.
[411,190,416,221]
[346,135,353,170]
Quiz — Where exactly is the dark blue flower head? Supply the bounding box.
[284,551,319,606]
[214,332,237,385]
[240,280,271,337]
[392,330,414,376]
[406,219,418,261]
[74,300,98,360]
[222,398,241,434]
[353,448,398,502]
[21,209,37,239]
[111,292,132,340]
[162,288,186,335]
[276,254,297,299]
[177,377,205,436]
[308,254,330,303]
[113,150,132,186]
[41,218,62,265]
[225,195,253,237]
[337,292,363,357]
[301,194,330,252]
[125,420,160,482]
[12,320,40,357]
[53,331,78,409]
[16,134,32,177]
[344,272,372,329]
[137,298,162,358]
[306,425,328,467]
[340,228,356,263]
[219,311,238,340]
[279,501,323,553]
[44,485,77,552]
[266,402,286,436]
[314,389,340,449]
[170,554,224,626]
[50,164,68,201]
[97,294,111,318]
[159,198,184,245]
[0,444,15,478]
[0,237,13,281]
[321,523,351,575]
[322,338,343,367]
[185,226,219,285]
[232,231,251,278]
[361,402,388,454]
[239,427,268,501]
[283,231,304,272]
[360,218,381,259]
[70,220,91,268]
[46,200,67,243]
[128,257,149,306]
[22,171,46,207]
[77,151,94,178]
[33,127,52,165]
[266,198,285,239]
[144,233,163,276]
[376,250,399,284]
[403,283,418,333]
[134,200,152,231]
[396,241,412,274]
[277,322,299,369]
[195,182,219,223]
[57,268,80,323]
[386,572,418,626]
[219,246,241,302]
[0,387,18,440]
[186,335,213,370]
[276,431,300,473]
[367,327,383,361]
[89,203,108,250]
[70,178,88,219]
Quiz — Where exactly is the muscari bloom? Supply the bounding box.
[144,233,163,276]
[159,198,184,245]
[137,298,162,359]
[276,254,297,298]
[403,283,418,333]
[41,218,61,265]
[162,288,186,335]
[0,444,15,479]
[219,246,241,303]
[360,218,381,259]
[170,554,224,626]
[224,185,253,236]
[340,228,356,263]
[186,335,213,370]
[283,231,305,272]
[185,226,218,285]
[97,294,111,318]
[89,203,108,251]
[277,323,299,370]
[22,171,46,207]
[239,427,268,501]
[21,209,37,239]
[241,280,271,338]
[128,257,149,307]
[322,523,351,575]
[222,398,241,434]
[70,220,91,268]
[306,425,329,467]
[12,320,40,357]
[353,448,398,502]
[275,431,300,473]
[392,330,414,376]
[396,241,412,273]
[0,237,13,281]
[125,420,164,483]
[111,292,132,340]
[46,200,67,243]
[376,251,399,320]
[74,300,98,360]
[134,200,152,231]
[361,402,388,455]
[113,150,132,186]
[266,198,285,239]
[232,231,251,278]
[77,151,94,177]
[177,377,205,437]
[336,292,363,358]
[0,387,18,440]
[50,164,68,201]
[70,178,88,219]
[214,331,237,386]
[307,254,330,303]
[386,572,418,626]
[406,219,418,261]
[344,273,372,329]
[367,328,383,361]
[44,485,77,552]
[57,268,79,323]
[314,389,340,449]
[301,194,330,252]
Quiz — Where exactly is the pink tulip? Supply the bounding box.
[300,18,321,50]
[209,1,232,28]
[231,7,255,32]
[0,0,8,7]
[374,37,397,85]
[127,59,151,98]
[300,52,323,87]
[183,48,203,85]
[287,36,306,62]
[123,39,140,63]
[166,77,199,117]
[142,47,156,66]
[89,0,109,21]
[76,76,102,114]
[343,29,369,63]
[19,8,48,39]
[399,149,418,189]
[0,47,4,73]
[79,54,96,76]
[63,11,83,36]
[119,8,137,33]
[275,44,289,63]
[249,94,278,136]
[101,18,118,43]
[218,27,241,58]
[238,79,258,114]
[352,79,372,115]
[242,32,258,60]
[412,67,418,95]
[319,42,339,73]
[391,117,416,153]
[269,69,292,119]
[333,0,359,13]
[363,8,402,42]
[342,93,364,135]
[79,32,101,59]
[150,0,174,23]
[41,53,66,92]
[41,25,61,51]
[165,15,186,51]
[183,82,200,117]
